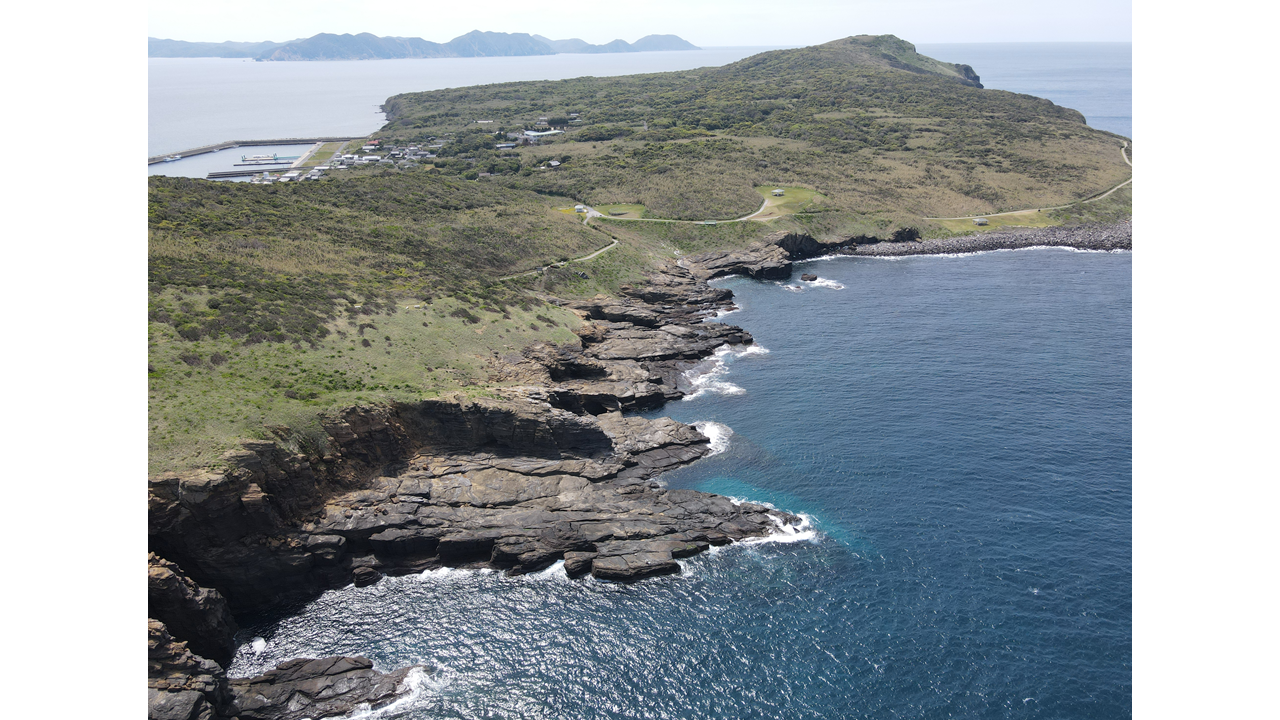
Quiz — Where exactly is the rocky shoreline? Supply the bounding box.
[854,222,1131,257]
[147,222,1129,719]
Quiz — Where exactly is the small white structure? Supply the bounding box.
[772,188,785,197]
[574,204,586,213]
[973,218,989,226]
[549,160,561,168]
[363,155,382,161]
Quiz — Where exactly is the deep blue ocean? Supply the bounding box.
[229,248,1131,718]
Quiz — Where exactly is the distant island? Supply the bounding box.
[147,31,700,61]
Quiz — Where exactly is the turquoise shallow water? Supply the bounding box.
[229,248,1131,718]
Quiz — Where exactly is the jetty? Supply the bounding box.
[147,136,368,165]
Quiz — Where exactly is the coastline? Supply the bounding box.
[147,221,1129,719]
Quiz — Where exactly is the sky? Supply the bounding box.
[148,0,1131,45]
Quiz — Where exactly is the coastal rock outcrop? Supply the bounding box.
[146,249,816,718]
[149,260,794,618]
[230,656,428,720]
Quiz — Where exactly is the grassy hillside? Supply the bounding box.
[379,35,1129,224]
[149,35,1131,474]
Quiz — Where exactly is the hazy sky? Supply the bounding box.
[149,0,1131,45]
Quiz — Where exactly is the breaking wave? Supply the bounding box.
[692,421,734,456]
[680,344,769,401]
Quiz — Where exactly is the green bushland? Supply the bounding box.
[149,35,1132,474]
[148,171,615,472]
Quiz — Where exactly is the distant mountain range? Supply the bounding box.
[148,31,700,61]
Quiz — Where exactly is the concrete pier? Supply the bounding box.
[148,136,367,165]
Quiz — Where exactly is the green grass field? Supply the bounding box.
[752,186,824,220]
[931,209,1057,233]
[592,203,647,219]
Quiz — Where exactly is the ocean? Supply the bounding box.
[227,248,1132,718]
[918,43,1131,138]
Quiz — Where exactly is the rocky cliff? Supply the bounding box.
[148,257,802,718]
[148,224,1130,718]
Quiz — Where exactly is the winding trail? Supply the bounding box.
[497,239,620,281]
[580,196,772,226]
[925,141,1132,220]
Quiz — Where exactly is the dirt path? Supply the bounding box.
[497,238,620,281]
[579,196,772,226]
[926,141,1132,220]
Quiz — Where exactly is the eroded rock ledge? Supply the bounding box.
[148,255,806,719]
[149,224,1130,718]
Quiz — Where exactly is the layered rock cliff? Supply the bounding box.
[148,225,1129,718]
[148,257,804,718]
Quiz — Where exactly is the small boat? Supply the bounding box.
[163,155,181,162]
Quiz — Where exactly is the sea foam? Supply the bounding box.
[743,513,819,545]
[680,344,769,401]
[692,421,734,456]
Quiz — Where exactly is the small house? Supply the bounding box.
[549,160,561,168]
[772,188,785,196]
[973,218,989,226]
[574,205,586,213]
